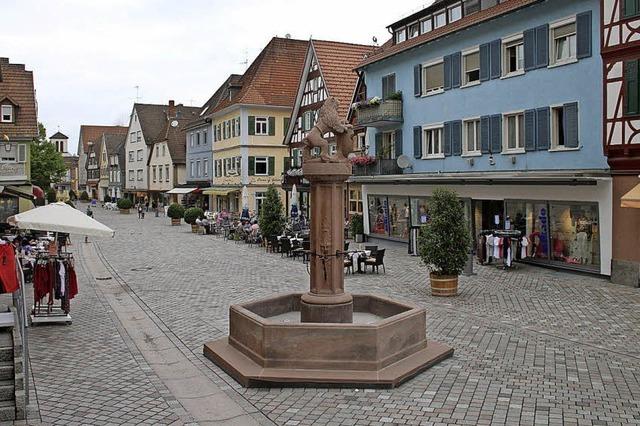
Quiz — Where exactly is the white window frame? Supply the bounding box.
[159,164,163,181]
[502,111,526,153]
[234,119,240,136]
[152,166,157,182]
[128,151,134,162]
[303,111,313,131]
[434,10,447,28]
[255,117,268,136]
[395,28,407,44]
[549,17,578,67]
[136,131,142,143]
[448,3,462,23]
[254,156,268,176]
[136,149,143,161]
[190,133,195,147]
[203,159,209,177]
[502,34,525,78]
[136,169,143,181]
[462,48,481,87]
[165,165,169,182]
[129,170,134,181]
[462,118,482,156]
[420,16,433,34]
[190,161,195,177]
[0,105,13,123]
[130,133,136,143]
[196,160,201,177]
[422,124,445,159]
[408,21,420,39]
[422,59,445,96]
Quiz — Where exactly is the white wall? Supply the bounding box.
[124,109,148,191]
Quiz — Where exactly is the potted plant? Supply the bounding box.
[258,185,285,239]
[167,203,185,226]
[184,207,204,233]
[80,191,89,202]
[418,188,471,297]
[350,214,365,243]
[116,198,133,214]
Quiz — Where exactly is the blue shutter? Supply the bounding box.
[524,28,536,71]
[563,102,579,148]
[524,109,537,151]
[576,11,592,59]
[444,55,452,90]
[452,52,462,88]
[382,75,388,100]
[414,64,422,97]
[452,120,462,156]
[480,116,490,154]
[443,122,452,156]
[480,43,490,81]
[536,107,550,150]
[535,24,549,69]
[490,39,501,79]
[375,132,383,158]
[490,115,502,154]
[413,126,422,159]
[394,129,403,157]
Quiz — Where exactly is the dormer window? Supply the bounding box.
[448,4,462,23]
[1,105,13,123]
[421,17,433,34]
[395,28,406,44]
[408,22,419,39]
[434,10,447,28]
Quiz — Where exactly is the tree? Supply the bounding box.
[258,185,285,238]
[30,123,67,189]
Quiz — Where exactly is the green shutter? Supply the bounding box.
[268,117,276,136]
[268,157,275,175]
[283,156,291,172]
[624,0,639,17]
[248,156,255,176]
[248,116,255,135]
[625,59,640,116]
[284,117,291,136]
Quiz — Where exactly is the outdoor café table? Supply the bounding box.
[349,250,371,273]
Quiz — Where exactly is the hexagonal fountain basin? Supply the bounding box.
[203,293,453,388]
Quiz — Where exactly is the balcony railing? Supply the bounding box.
[352,159,402,176]
[354,99,403,128]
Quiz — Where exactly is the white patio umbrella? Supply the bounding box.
[290,184,299,218]
[7,202,114,238]
[241,186,249,209]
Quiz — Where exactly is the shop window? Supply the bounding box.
[422,62,444,94]
[388,196,411,239]
[463,51,480,85]
[395,28,406,44]
[505,200,550,259]
[410,198,431,227]
[551,21,577,65]
[549,202,599,267]
[422,126,444,158]
[408,22,419,39]
[503,37,524,75]
[503,112,525,152]
[463,119,481,154]
[368,196,389,236]
[421,16,433,34]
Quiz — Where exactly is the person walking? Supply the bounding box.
[137,204,144,219]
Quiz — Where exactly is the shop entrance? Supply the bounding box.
[472,200,505,236]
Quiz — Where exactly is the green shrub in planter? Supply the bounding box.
[46,188,57,203]
[103,194,112,203]
[80,191,89,201]
[167,203,185,220]
[418,188,471,277]
[117,198,133,210]
[258,185,284,238]
[184,207,204,225]
[349,214,364,238]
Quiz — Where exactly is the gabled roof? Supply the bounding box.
[153,117,192,164]
[134,102,199,145]
[311,39,376,119]
[78,125,127,154]
[50,131,68,140]
[211,37,309,114]
[102,133,126,156]
[357,0,540,69]
[0,58,38,140]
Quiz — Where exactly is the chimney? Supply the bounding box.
[168,100,176,118]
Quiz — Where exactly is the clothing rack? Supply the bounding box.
[477,229,523,270]
[31,251,76,325]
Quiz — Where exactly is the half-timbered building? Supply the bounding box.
[283,39,375,220]
[602,0,640,286]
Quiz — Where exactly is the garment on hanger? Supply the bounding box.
[493,237,502,259]
[520,237,529,260]
[486,235,494,263]
[0,245,19,293]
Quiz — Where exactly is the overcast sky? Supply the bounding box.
[2,0,433,153]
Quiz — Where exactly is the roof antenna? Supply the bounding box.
[239,49,248,70]
[134,85,141,102]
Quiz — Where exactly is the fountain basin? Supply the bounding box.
[203,293,453,388]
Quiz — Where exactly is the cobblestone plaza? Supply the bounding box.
[23,207,640,425]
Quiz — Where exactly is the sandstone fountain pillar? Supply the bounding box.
[300,161,353,323]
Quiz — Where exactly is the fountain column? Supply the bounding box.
[300,161,353,323]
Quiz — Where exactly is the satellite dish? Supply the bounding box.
[397,155,413,169]
[170,120,179,128]
[372,36,378,44]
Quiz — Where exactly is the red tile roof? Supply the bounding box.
[78,125,128,154]
[155,117,193,164]
[311,40,376,119]
[357,0,540,69]
[134,103,199,146]
[211,37,309,113]
[0,58,38,140]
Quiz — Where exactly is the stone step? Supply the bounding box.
[0,347,12,363]
[0,400,15,421]
[0,380,14,402]
[0,362,12,381]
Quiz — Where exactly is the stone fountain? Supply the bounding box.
[203,98,453,387]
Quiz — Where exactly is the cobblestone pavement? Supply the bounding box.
[34,205,640,425]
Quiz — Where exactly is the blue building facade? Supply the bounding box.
[353,0,612,275]
[184,118,213,207]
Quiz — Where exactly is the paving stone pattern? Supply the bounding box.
[48,207,640,425]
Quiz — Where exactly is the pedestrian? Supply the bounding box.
[145,201,149,212]
[86,206,93,218]
[152,201,158,217]
[137,204,144,219]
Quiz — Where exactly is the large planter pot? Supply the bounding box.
[429,273,458,297]
[191,224,199,233]
[171,218,181,226]
[119,209,130,214]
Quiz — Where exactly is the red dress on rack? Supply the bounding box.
[0,245,19,293]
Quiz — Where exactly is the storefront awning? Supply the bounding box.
[621,183,640,208]
[202,187,241,196]
[1,185,34,201]
[167,188,196,195]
